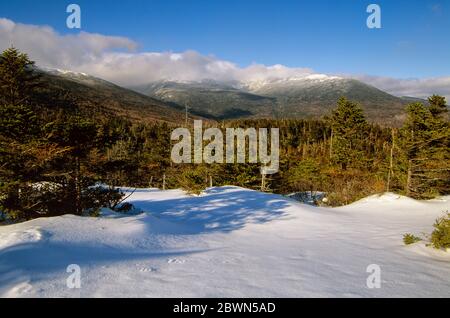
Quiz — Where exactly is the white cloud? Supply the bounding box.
[0,17,449,101]
[0,17,313,85]
[0,18,137,69]
[352,74,450,101]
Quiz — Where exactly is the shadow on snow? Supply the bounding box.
[130,186,292,234]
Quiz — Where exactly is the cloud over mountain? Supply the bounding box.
[352,75,450,101]
[1,17,449,100]
[0,18,137,67]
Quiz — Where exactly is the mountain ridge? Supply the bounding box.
[34,68,425,125]
[131,76,415,125]
[33,68,195,124]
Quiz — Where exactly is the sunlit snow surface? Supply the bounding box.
[0,186,449,297]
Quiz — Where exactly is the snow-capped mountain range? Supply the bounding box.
[37,67,422,124]
[238,73,344,91]
[131,74,414,124]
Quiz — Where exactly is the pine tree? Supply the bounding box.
[0,48,43,219]
[0,47,41,106]
[288,158,325,194]
[428,94,448,118]
[329,97,368,170]
[0,48,126,220]
[400,98,450,198]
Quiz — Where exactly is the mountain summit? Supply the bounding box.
[35,67,416,125]
[132,75,414,124]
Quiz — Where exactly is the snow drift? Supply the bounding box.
[0,186,449,297]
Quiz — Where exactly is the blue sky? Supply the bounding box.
[0,0,449,78]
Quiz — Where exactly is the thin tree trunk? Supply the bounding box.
[329,129,333,159]
[386,128,395,192]
[406,160,413,197]
[75,156,82,215]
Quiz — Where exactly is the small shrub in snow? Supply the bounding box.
[0,183,126,220]
[114,202,134,214]
[178,167,208,195]
[403,233,421,245]
[287,159,325,194]
[322,169,387,206]
[431,212,450,250]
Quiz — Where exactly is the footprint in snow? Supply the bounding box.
[167,258,185,264]
[0,228,44,250]
[135,263,157,272]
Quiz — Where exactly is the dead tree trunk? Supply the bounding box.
[261,173,266,192]
[74,156,82,215]
[386,128,395,192]
[329,129,333,159]
[406,160,413,197]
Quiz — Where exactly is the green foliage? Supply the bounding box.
[403,233,422,245]
[0,48,125,221]
[1,48,449,221]
[431,212,450,249]
[399,97,450,199]
[330,97,368,170]
[178,166,209,195]
[0,104,39,141]
[0,183,124,220]
[323,169,386,206]
[428,94,448,118]
[114,202,134,214]
[84,186,126,212]
[0,47,41,106]
[288,159,325,193]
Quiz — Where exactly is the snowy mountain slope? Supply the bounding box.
[32,68,193,124]
[242,76,409,124]
[132,76,411,124]
[239,74,345,91]
[0,187,449,298]
[132,80,277,119]
[36,66,414,124]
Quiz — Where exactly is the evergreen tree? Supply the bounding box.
[400,99,450,198]
[0,48,43,219]
[288,158,325,194]
[0,48,125,220]
[0,47,41,106]
[28,112,129,217]
[329,97,368,170]
[428,94,448,118]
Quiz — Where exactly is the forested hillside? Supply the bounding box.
[133,77,416,125]
[33,68,191,124]
[1,48,449,222]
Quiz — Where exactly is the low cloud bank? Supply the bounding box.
[1,17,448,100]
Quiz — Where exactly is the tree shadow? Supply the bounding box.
[129,186,292,234]
[0,187,292,294]
[0,241,208,294]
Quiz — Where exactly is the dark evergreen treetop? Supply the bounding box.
[0,47,41,106]
[428,94,448,118]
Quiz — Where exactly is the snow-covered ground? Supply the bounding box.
[0,186,449,298]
